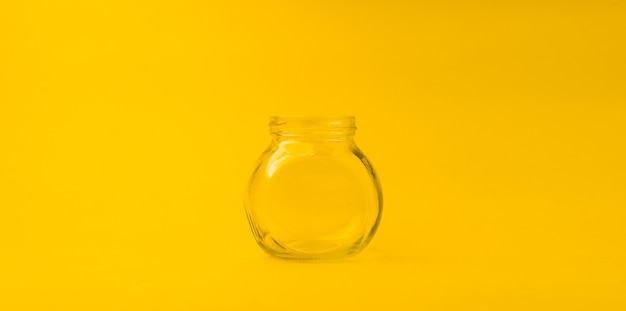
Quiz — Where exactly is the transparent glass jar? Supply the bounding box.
[244,116,383,260]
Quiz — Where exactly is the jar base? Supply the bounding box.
[258,236,366,261]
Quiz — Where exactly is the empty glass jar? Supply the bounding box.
[244,116,383,260]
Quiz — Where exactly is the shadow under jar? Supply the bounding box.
[244,116,383,260]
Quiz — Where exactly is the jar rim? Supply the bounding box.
[269,115,356,127]
[269,116,357,136]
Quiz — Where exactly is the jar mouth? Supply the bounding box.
[270,115,355,128]
[269,116,357,136]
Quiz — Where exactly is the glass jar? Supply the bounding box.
[244,116,383,260]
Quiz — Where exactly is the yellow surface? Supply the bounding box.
[1,1,625,310]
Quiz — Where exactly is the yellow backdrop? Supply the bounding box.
[1,1,625,310]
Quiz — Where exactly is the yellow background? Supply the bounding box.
[1,1,625,309]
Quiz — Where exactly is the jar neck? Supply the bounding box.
[269,116,356,142]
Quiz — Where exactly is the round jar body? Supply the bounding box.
[244,116,382,260]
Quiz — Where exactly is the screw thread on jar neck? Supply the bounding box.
[269,116,357,140]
